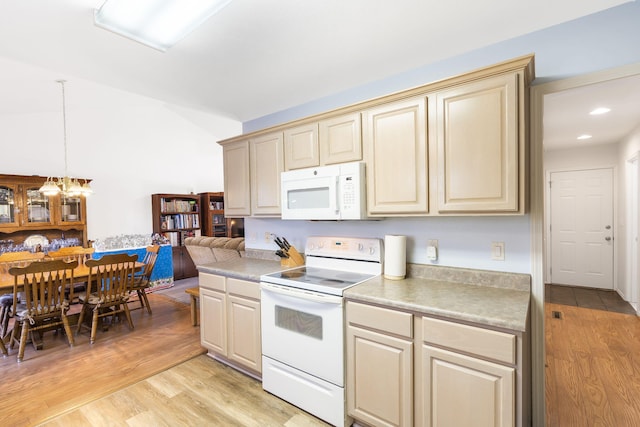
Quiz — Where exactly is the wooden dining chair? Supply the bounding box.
[47,246,95,303]
[129,245,160,315]
[8,259,78,362]
[76,253,138,344]
[0,251,46,339]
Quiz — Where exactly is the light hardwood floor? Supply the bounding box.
[39,354,329,426]
[546,302,640,426]
[0,279,328,426]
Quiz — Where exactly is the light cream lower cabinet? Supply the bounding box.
[199,272,262,375]
[346,301,527,427]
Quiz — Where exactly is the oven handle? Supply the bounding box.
[261,282,343,305]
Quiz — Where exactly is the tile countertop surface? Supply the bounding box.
[344,265,531,332]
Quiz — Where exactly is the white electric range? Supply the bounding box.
[260,236,383,427]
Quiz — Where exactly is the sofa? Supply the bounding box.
[184,236,245,267]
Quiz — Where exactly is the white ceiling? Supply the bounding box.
[543,73,640,151]
[0,0,633,123]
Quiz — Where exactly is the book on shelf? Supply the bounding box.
[161,198,198,213]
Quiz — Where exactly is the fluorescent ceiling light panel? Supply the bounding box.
[94,0,232,51]
[589,107,611,115]
[577,134,593,140]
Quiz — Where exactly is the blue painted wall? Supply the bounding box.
[238,1,640,274]
[245,2,640,132]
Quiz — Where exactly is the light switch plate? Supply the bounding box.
[491,242,505,261]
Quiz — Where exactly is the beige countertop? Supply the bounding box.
[197,258,283,282]
[345,267,531,332]
[198,257,531,332]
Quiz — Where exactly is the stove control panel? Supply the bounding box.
[305,236,383,263]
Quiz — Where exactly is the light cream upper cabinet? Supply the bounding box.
[250,132,284,216]
[319,112,362,165]
[346,301,414,427]
[222,140,251,217]
[284,123,319,170]
[435,72,522,213]
[363,97,428,216]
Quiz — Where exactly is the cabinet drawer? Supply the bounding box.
[422,317,515,365]
[347,301,412,338]
[199,273,226,292]
[227,278,260,300]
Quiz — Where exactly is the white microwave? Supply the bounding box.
[281,161,367,220]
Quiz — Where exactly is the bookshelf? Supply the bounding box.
[151,193,200,279]
[199,192,244,238]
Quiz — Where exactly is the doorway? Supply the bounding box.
[548,168,614,289]
[530,63,640,425]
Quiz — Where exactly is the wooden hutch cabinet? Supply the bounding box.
[0,174,89,247]
[151,193,199,280]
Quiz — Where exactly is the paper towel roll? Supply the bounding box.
[384,235,406,280]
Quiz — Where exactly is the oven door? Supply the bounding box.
[260,282,344,386]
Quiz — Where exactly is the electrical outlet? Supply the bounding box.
[491,242,505,261]
[427,239,438,261]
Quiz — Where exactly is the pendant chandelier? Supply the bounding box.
[39,80,93,197]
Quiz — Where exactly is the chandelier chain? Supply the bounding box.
[57,80,68,178]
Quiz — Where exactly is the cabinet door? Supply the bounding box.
[22,186,54,227]
[421,345,515,427]
[223,140,251,217]
[347,325,413,427]
[227,291,261,373]
[284,123,319,170]
[200,287,227,356]
[250,132,284,216]
[363,97,428,215]
[0,184,19,228]
[435,73,520,213]
[319,112,362,165]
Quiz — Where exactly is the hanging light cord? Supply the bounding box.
[57,80,68,180]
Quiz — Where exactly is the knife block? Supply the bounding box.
[280,246,305,268]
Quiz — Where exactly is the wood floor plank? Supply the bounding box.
[1,293,205,426]
[40,355,329,427]
[545,302,640,426]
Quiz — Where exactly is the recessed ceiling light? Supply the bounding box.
[589,107,611,115]
[577,134,593,140]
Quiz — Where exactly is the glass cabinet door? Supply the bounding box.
[25,187,52,225]
[60,195,82,223]
[0,185,17,226]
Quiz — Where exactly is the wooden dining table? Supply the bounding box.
[0,262,146,292]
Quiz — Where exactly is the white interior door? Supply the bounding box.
[550,168,614,289]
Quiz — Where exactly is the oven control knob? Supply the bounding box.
[369,246,376,255]
[308,243,315,251]
[358,243,364,251]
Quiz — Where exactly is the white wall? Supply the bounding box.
[0,63,242,241]
[617,123,640,302]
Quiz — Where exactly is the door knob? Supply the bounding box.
[605,225,611,230]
